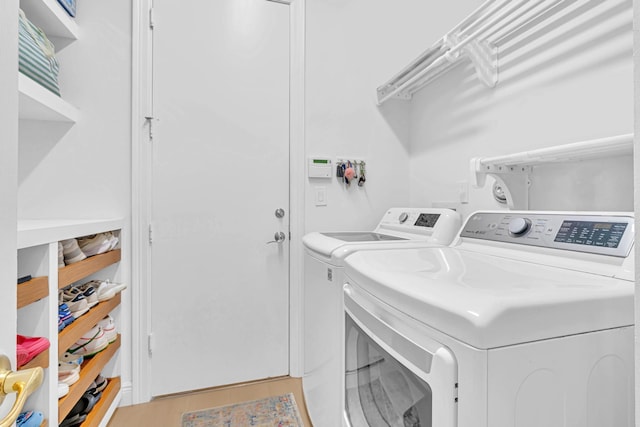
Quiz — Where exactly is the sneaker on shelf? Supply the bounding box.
[68,326,109,357]
[61,239,86,265]
[58,241,65,268]
[106,231,119,250]
[82,279,127,302]
[59,289,89,318]
[58,382,70,399]
[68,285,98,308]
[58,303,75,328]
[58,361,81,386]
[77,233,112,257]
[93,374,108,394]
[16,410,43,427]
[60,351,84,365]
[16,335,50,368]
[98,315,117,343]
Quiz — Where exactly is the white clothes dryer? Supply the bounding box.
[302,208,461,427]
[343,211,634,427]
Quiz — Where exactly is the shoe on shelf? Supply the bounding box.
[61,238,86,265]
[16,410,43,427]
[77,233,113,257]
[60,413,87,427]
[58,241,65,268]
[82,279,127,302]
[59,289,89,318]
[98,315,117,343]
[93,374,108,394]
[58,303,75,328]
[58,382,70,399]
[16,335,50,368]
[67,284,98,308]
[60,351,84,365]
[58,361,81,386]
[68,326,109,357]
[106,231,119,250]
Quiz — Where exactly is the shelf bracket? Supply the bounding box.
[445,32,498,88]
[471,158,532,210]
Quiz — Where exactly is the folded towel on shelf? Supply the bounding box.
[18,9,61,96]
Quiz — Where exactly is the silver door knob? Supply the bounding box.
[275,208,285,218]
[267,231,286,244]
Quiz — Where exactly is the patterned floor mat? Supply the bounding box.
[181,393,304,427]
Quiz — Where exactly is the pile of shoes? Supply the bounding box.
[59,231,119,267]
[58,280,126,332]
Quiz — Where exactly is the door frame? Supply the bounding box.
[130,0,305,404]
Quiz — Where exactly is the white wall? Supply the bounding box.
[407,0,633,218]
[0,0,18,370]
[305,0,439,232]
[17,1,133,402]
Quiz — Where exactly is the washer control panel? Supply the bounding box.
[460,212,634,257]
[376,208,462,245]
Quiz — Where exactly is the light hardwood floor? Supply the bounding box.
[107,376,312,426]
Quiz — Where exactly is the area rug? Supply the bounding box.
[181,393,304,427]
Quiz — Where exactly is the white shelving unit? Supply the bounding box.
[19,0,78,48]
[18,74,79,122]
[15,2,124,426]
[470,134,634,209]
[17,219,125,427]
[18,0,79,123]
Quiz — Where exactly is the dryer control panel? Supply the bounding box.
[460,212,634,257]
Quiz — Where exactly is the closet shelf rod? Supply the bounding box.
[477,134,633,168]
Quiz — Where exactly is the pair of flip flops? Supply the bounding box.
[16,335,50,368]
[60,375,108,427]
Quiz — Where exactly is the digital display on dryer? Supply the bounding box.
[414,213,440,228]
[554,221,628,248]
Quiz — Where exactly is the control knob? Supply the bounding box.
[508,217,531,237]
[398,212,409,224]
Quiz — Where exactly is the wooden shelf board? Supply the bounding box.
[58,335,121,423]
[17,276,49,309]
[58,294,121,358]
[59,249,122,289]
[40,419,48,427]
[81,377,121,427]
[18,73,79,122]
[19,348,49,371]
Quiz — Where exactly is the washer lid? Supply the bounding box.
[302,231,410,258]
[344,247,634,349]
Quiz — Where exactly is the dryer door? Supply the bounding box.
[344,284,458,427]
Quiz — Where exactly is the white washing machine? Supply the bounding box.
[302,208,461,427]
[343,211,634,427]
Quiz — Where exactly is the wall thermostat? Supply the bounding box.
[308,158,332,178]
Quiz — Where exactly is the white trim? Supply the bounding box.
[131,0,153,404]
[288,0,305,378]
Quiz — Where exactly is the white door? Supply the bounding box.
[149,0,290,396]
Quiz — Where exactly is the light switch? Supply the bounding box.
[315,186,327,206]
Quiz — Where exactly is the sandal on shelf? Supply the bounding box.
[16,335,50,368]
